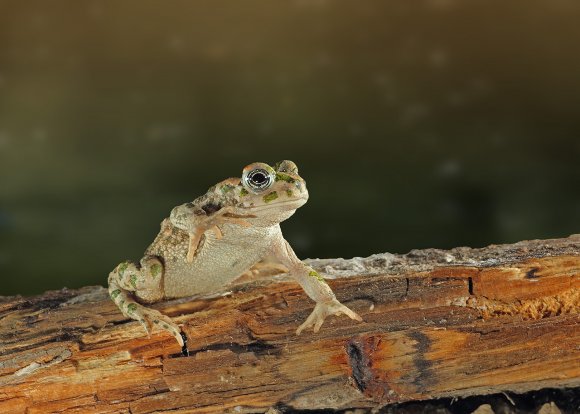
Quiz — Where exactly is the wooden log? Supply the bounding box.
[0,235,578,413]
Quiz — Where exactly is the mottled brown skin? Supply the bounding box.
[108,160,362,347]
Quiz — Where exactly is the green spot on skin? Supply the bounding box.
[286,189,293,197]
[118,262,129,277]
[275,172,296,183]
[221,184,234,194]
[309,270,327,284]
[130,275,138,289]
[162,323,169,330]
[239,188,249,197]
[127,303,138,314]
[110,289,121,300]
[150,263,162,278]
[263,191,278,203]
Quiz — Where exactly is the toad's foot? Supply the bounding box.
[134,305,184,347]
[237,260,289,282]
[186,229,204,263]
[296,299,362,335]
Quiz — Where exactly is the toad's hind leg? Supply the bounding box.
[108,256,184,347]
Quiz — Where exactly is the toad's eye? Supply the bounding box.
[242,168,274,193]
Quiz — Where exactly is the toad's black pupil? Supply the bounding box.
[251,172,266,184]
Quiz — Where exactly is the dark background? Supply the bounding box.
[1,1,579,296]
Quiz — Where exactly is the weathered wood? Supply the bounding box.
[0,235,578,413]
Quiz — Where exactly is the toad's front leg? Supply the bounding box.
[270,238,363,334]
[170,204,252,263]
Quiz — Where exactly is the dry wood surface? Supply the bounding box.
[0,235,579,413]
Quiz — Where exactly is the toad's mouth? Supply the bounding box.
[238,197,308,213]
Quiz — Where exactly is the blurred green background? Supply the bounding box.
[1,1,579,296]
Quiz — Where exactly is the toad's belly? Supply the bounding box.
[162,224,280,299]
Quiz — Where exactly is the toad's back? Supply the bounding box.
[145,221,281,299]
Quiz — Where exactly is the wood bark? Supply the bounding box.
[0,235,579,413]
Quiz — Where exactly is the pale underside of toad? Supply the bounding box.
[108,160,362,349]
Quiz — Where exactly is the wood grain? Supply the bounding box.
[0,235,578,413]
